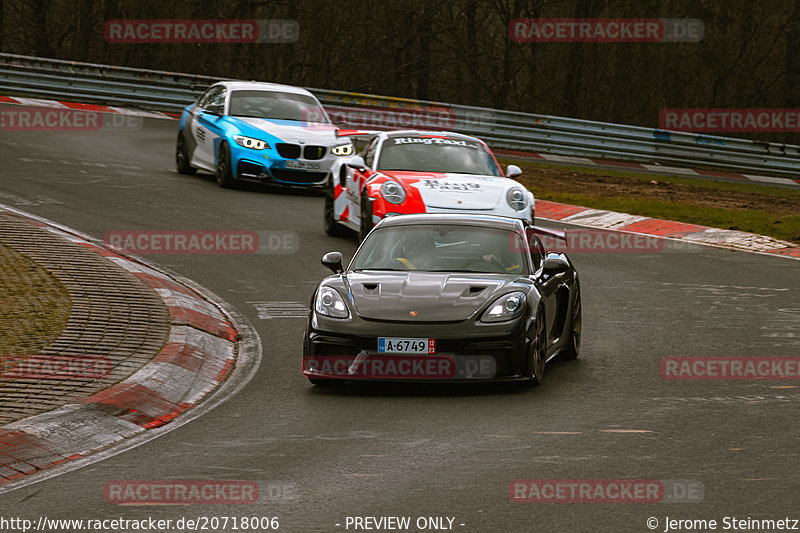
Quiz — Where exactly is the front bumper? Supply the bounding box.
[230,144,339,186]
[422,205,531,223]
[373,202,532,224]
[302,314,531,383]
[234,158,331,186]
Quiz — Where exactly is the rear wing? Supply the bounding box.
[335,129,381,138]
[531,225,567,241]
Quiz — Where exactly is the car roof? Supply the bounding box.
[381,130,483,143]
[376,214,525,231]
[210,81,317,98]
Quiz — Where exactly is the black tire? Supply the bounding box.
[521,306,546,387]
[561,281,582,360]
[359,193,374,242]
[215,142,236,188]
[175,131,196,175]
[323,179,348,237]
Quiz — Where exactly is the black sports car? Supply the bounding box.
[302,214,581,385]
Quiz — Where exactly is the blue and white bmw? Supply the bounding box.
[175,81,354,188]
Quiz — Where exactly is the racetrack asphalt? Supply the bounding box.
[0,109,798,532]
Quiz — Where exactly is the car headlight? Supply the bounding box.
[234,135,269,150]
[332,143,354,156]
[506,187,527,211]
[481,292,526,323]
[315,287,350,319]
[380,180,406,205]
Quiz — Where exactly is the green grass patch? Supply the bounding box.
[498,158,800,199]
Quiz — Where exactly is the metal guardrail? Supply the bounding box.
[1,53,798,176]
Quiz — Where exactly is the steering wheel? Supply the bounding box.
[465,259,505,273]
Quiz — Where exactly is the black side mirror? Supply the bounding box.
[322,251,344,274]
[205,103,224,116]
[543,254,570,274]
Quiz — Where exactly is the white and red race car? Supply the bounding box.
[323,130,535,240]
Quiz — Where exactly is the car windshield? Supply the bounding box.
[352,224,528,275]
[376,136,502,176]
[228,90,330,122]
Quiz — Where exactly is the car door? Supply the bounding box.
[191,86,226,169]
[529,231,563,353]
[182,88,212,166]
[345,136,379,222]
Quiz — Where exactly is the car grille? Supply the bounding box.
[270,169,328,184]
[276,143,301,159]
[303,145,326,160]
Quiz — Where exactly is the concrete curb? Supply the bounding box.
[536,200,800,260]
[0,206,242,485]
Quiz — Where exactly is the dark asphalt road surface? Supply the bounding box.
[0,111,798,532]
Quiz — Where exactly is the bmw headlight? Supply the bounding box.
[234,135,269,150]
[315,287,350,319]
[380,180,406,205]
[332,143,354,156]
[506,187,527,211]
[481,292,526,323]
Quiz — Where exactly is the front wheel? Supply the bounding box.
[215,142,236,188]
[521,307,546,387]
[323,179,348,237]
[359,193,374,242]
[175,132,196,175]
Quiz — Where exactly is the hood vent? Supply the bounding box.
[462,286,487,297]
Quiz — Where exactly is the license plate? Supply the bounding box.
[378,337,436,354]
[285,160,321,170]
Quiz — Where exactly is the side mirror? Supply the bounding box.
[506,164,522,178]
[321,251,344,274]
[543,254,570,274]
[205,103,224,116]
[346,155,367,171]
